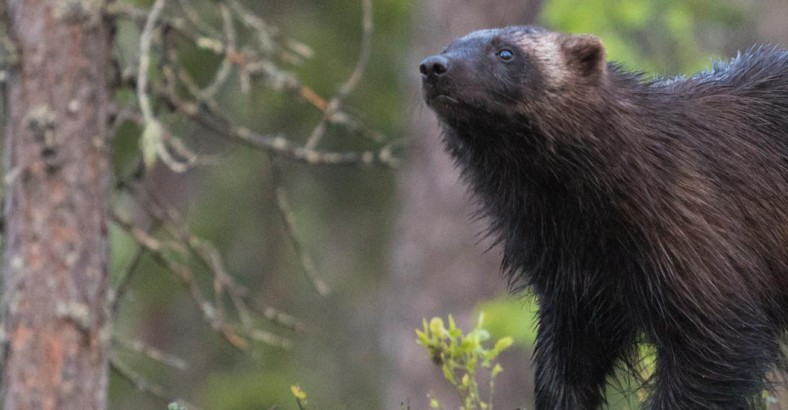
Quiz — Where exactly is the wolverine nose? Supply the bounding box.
[419,55,449,79]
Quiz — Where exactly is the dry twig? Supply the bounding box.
[111,357,199,410]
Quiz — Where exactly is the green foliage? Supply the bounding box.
[474,295,538,348]
[541,0,744,74]
[167,402,187,410]
[416,314,513,410]
[758,391,778,410]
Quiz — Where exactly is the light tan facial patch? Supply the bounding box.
[516,33,570,88]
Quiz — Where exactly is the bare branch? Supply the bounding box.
[305,0,374,149]
[113,337,188,371]
[116,0,400,169]
[124,185,304,333]
[270,159,332,297]
[158,84,399,167]
[107,3,196,46]
[98,0,391,403]
[110,357,199,410]
[137,0,166,125]
[111,244,147,315]
[199,4,236,100]
[338,0,374,99]
[110,189,299,349]
[175,0,220,38]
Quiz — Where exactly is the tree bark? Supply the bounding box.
[3,1,113,409]
[383,1,541,408]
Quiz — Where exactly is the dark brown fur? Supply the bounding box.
[420,26,788,409]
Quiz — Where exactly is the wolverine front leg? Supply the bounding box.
[645,302,779,410]
[533,292,634,410]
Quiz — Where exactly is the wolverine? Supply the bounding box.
[419,26,788,409]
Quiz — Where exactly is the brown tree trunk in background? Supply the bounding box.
[383,1,541,408]
[3,1,113,409]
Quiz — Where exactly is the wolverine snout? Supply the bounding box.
[419,55,449,82]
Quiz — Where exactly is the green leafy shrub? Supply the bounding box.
[416,314,513,410]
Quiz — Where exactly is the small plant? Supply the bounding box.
[756,390,778,410]
[291,385,309,409]
[416,314,513,410]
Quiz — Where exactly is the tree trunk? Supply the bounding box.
[3,1,113,409]
[383,1,541,408]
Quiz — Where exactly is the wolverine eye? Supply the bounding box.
[496,49,514,62]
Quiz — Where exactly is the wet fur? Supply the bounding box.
[421,26,788,409]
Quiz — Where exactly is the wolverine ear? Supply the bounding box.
[562,34,606,79]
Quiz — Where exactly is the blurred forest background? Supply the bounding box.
[93,0,788,409]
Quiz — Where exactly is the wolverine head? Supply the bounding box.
[419,26,607,122]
